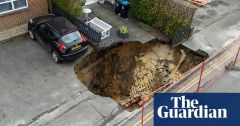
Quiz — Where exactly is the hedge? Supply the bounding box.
[52,0,85,17]
[131,0,194,36]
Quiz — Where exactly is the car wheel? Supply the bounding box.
[29,31,35,40]
[52,50,61,63]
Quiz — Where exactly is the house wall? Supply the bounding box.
[0,0,49,31]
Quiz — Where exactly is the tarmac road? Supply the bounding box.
[0,35,119,126]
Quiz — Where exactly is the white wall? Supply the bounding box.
[85,0,115,5]
[85,0,98,5]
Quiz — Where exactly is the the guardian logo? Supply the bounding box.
[157,96,227,119]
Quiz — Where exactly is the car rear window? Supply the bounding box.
[60,31,82,44]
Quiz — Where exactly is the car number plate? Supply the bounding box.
[72,45,81,51]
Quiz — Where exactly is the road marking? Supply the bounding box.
[133,50,234,126]
[142,52,233,125]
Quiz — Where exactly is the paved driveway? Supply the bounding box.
[0,35,118,126]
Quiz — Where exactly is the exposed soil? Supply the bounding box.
[74,41,204,108]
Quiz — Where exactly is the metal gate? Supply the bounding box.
[51,2,102,45]
[172,27,194,47]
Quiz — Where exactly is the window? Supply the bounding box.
[0,0,28,15]
[39,24,47,32]
[61,31,82,44]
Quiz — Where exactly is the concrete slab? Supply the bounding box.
[183,0,240,54]
[128,27,139,34]
[47,96,120,126]
[105,109,139,126]
[140,37,154,43]
[89,3,155,44]
[207,63,240,92]
[211,71,240,92]
[47,101,104,126]
[27,91,96,126]
[88,96,119,118]
[134,32,145,38]
[115,21,125,27]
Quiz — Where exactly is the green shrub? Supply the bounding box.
[119,26,128,34]
[53,0,85,17]
[153,69,165,88]
[131,0,157,24]
[131,0,194,36]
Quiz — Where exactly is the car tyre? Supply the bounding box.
[51,50,61,63]
[29,30,36,40]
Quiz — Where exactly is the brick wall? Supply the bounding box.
[0,0,49,31]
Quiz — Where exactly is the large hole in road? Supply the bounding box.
[74,41,204,110]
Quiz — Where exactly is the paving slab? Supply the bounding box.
[207,70,240,92]
[47,96,120,126]
[87,96,119,119]
[27,91,96,126]
[207,63,240,92]
[88,3,155,44]
[183,0,240,54]
[47,101,104,126]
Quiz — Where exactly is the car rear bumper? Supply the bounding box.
[60,45,88,60]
